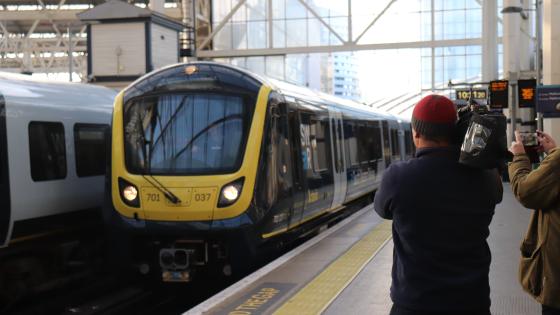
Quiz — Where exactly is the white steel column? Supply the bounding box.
[517,0,534,135]
[482,0,498,81]
[518,0,532,71]
[149,0,165,14]
[503,0,522,143]
[542,0,560,138]
[503,0,521,76]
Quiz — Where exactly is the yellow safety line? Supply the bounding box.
[273,220,392,315]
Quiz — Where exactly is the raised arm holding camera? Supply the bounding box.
[509,130,560,315]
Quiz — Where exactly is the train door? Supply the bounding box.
[286,103,306,228]
[0,95,9,247]
[329,109,347,210]
[296,103,334,220]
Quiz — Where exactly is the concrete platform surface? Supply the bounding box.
[325,184,541,315]
[188,184,542,315]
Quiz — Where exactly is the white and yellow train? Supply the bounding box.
[105,62,413,281]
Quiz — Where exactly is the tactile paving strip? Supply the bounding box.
[273,220,392,315]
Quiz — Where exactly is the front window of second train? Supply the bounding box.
[123,94,251,175]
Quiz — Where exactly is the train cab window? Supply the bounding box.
[28,121,67,181]
[123,93,253,175]
[74,124,109,177]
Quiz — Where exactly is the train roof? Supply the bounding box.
[206,62,404,122]
[125,62,407,123]
[0,72,117,109]
[266,77,402,122]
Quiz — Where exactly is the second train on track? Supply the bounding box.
[105,62,414,281]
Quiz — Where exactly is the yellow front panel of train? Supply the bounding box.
[111,84,271,222]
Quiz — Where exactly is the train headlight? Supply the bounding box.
[123,186,138,202]
[222,185,239,201]
[118,178,140,207]
[218,178,244,208]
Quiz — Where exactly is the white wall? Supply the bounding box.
[91,23,146,76]
[542,0,560,138]
[150,23,179,70]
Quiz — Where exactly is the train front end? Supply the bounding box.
[107,63,270,281]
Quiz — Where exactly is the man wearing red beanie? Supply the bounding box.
[374,94,503,315]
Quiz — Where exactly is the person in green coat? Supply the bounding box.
[509,130,560,315]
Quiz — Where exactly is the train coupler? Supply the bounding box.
[159,248,194,282]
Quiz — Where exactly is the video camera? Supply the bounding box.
[456,96,511,169]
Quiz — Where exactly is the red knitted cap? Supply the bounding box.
[413,94,457,123]
[411,94,457,139]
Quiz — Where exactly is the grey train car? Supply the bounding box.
[0,73,116,248]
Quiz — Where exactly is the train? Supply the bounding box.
[105,62,414,282]
[0,73,117,305]
[0,72,117,248]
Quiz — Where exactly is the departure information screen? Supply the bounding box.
[489,80,509,109]
[518,79,536,108]
[455,89,487,101]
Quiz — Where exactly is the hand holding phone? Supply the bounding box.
[518,131,540,163]
[536,130,557,154]
[519,132,538,146]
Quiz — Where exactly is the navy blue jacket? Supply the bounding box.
[374,146,503,312]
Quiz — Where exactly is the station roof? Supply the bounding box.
[77,0,183,31]
[0,0,175,5]
[77,0,153,21]
[0,0,182,35]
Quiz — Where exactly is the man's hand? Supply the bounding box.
[537,130,557,154]
[510,130,525,155]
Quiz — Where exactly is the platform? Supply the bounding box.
[187,184,541,315]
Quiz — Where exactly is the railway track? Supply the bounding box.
[2,197,370,315]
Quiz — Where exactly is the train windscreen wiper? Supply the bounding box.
[143,173,181,205]
[137,111,181,205]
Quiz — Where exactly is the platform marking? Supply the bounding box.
[214,282,295,315]
[272,220,392,315]
[184,205,373,315]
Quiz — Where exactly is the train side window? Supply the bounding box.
[343,120,359,167]
[277,104,293,191]
[381,121,391,166]
[74,124,109,177]
[390,128,399,156]
[371,121,383,160]
[299,113,330,175]
[357,123,368,166]
[28,121,67,181]
[404,129,414,155]
[363,122,372,163]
